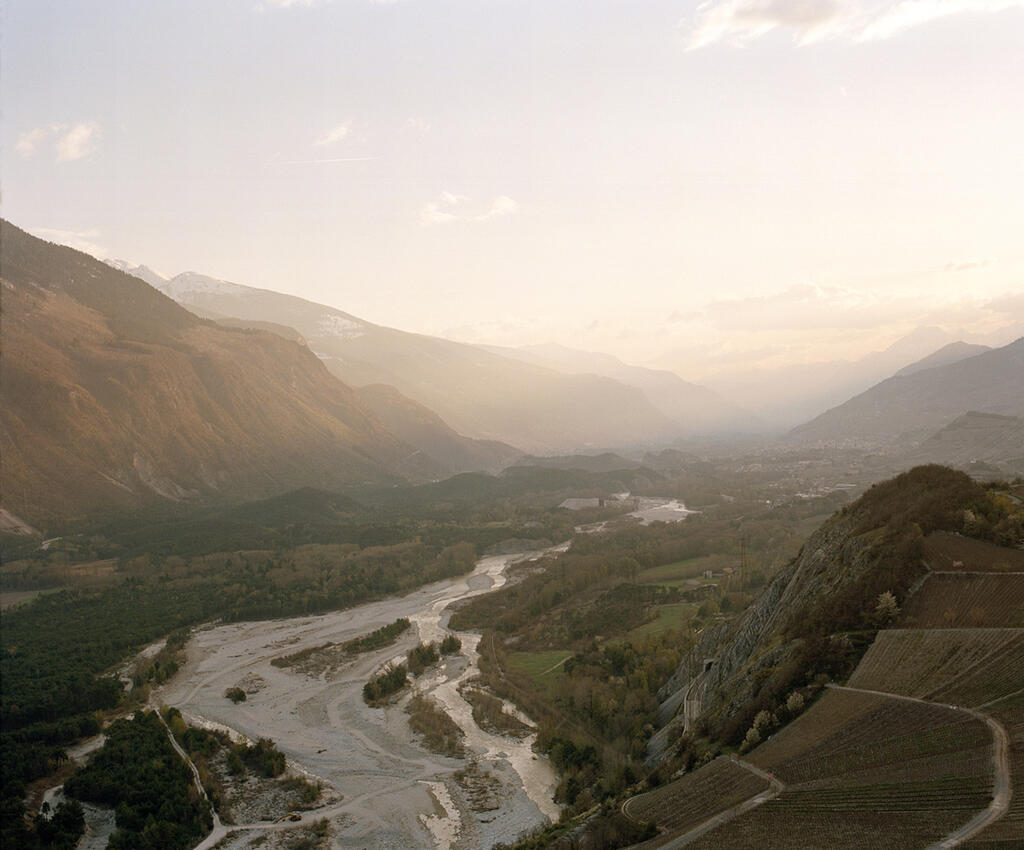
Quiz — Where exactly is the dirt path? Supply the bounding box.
[631,756,783,849]
[828,684,1012,849]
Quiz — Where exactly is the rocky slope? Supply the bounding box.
[0,221,440,523]
[650,466,1003,756]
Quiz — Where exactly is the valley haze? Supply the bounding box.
[2,2,1024,850]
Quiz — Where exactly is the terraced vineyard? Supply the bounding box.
[847,628,1024,705]
[677,686,998,848]
[923,532,1024,573]
[624,756,768,846]
[899,573,1024,628]
[684,805,975,850]
[748,689,991,788]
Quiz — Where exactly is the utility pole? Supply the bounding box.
[739,536,747,593]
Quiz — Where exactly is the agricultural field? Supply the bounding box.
[922,532,1024,573]
[847,628,1024,706]
[683,805,974,850]
[620,602,697,643]
[679,688,997,849]
[624,756,768,845]
[898,573,1024,628]
[748,689,991,788]
[506,649,574,691]
[636,556,727,588]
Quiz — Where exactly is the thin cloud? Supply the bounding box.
[277,156,377,164]
[944,260,990,273]
[16,121,102,161]
[314,123,351,146]
[420,193,520,226]
[30,227,107,258]
[56,122,102,161]
[683,0,1024,48]
[16,127,51,158]
[859,0,1024,41]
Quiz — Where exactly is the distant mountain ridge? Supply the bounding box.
[2,222,447,523]
[130,267,686,453]
[789,338,1024,446]
[894,341,990,377]
[900,411,1024,478]
[480,342,756,435]
[674,326,1016,429]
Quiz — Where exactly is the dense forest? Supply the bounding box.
[64,711,210,850]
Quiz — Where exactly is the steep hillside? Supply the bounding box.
[0,221,438,524]
[894,340,991,377]
[149,271,680,452]
[900,411,1024,478]
[652,467,1017,750]
[788,339,1024,446]
[480,342,756,435]
[354,383,522,475]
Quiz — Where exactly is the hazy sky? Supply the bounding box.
[4,0,1023,377]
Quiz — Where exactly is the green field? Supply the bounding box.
[637,555,727,588]
[507,649,574,690]
[621,602,697,642]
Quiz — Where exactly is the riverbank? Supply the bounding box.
[155,547,565,849]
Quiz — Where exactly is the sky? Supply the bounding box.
[4,0,1023,380]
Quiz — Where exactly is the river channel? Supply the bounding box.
[155,543,569,850]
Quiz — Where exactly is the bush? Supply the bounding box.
[407,642,440,676]
[440,634,462,655]
[363,664,408,704]
[224,687,246,704]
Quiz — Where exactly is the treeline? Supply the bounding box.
[363,635,463,704]
[63,711,211,850]
[363,664,408,704]
[272,617,412,668]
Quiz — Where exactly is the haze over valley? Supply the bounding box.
[3,2,1024,849]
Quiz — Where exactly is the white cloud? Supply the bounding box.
[30,227,107,258]
[683,0,1024,48]
[55,122,102,161]
[859,0,1024,40]
[419,193,520,226]
[314,123,351,146]
[16,122,101,161]
[16,127,52,158]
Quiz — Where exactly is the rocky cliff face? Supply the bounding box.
[650,466,996,759]
[650,514,871,758]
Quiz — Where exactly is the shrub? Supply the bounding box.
[224,687,246,704]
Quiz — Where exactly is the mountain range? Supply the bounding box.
[1,223,468,522]
[677,326,1023,429]
[120,267,715,453]
[789,338,1024,447]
